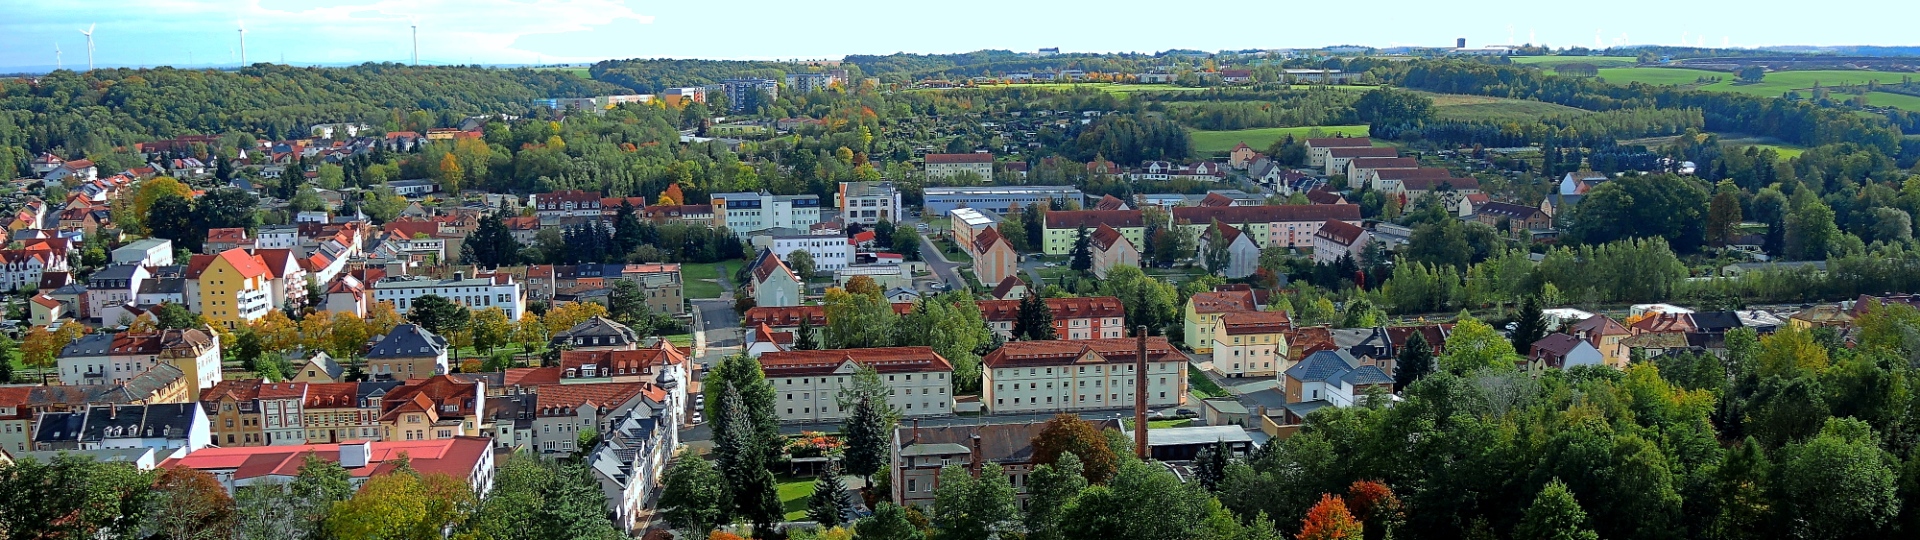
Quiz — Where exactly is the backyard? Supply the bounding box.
[1189,368,1230,399]
[680,261,733,299]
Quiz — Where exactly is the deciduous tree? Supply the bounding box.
[1030,414,1118,484]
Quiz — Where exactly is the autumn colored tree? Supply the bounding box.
[132,176,194,230]
[144,466,237,540]
[1029,414,1119,484]
[845,275,881,297]
[1345,481,1403,540]
[367,301,404,337]
[436,153,464,198]
[1298,494,1363,540]
[325,472,474,540]
[471,307,513,354]
[515,312,548,360]
[1755,325,1830,378]
[544,301,609,337]
[329,311,371,360]
[297,312,334,354]
[21,323,86,368]
[250,310,300,354]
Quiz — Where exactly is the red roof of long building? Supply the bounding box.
[758,347,954,376]
[982,337,1184,367]
[1044,210,1143,230]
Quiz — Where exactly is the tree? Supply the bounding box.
[1438,314,1518,373]
[1775,418,1900,539]
[893,228,923,261]
[788,250,817,279]
[405,295,470,336]
[856,503,922,540]
[0,453,155,540]
[1345,481,1403,540]
[1736,66,1766,83]
[793,316,819,350]
[436,153,464,196]
[1193,439,1232,492]
[1567,174,1710,253]
[1297,494,1363,540]
[464,212,522,267]
[1516,479,1599,540]
[469,307,513,355]
[1203,222,1233,276]
[21,323,85,368]
[144,466,238,540]
[147,194,198,249]
[192,188,261,235]
[808,460,853,527]
[1055,460,1214,540]
[659,452,729,535]
[324,471,474,540]
[1030,414,1118,484]
[1069,226,1093,272]
[714,385,783,532]
[607,279,652,330]
[1025,452,1087,540]
[842,397,892,489]
[1707,181,1744,247]
[1013,293,1057,341]
[156,302,204,329]
[931,464,1017,540]
[822,287,897,349]
[1784,194,1840,260]
[1509,295,1548,354]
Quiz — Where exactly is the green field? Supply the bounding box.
[1424,93,1591,122]
[538,66,593,79]
[1511,56,1642,68]
[680,261,733,299]
[1586,68,1920,110]
[1189,368,1229,399]
[1866,92,1920,111]
[1594,67,1725,86]
[1189,125,1370,154]
[916,82,1207,96]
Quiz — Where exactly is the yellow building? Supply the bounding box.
[1184,290,1259,353]
[1212,311,1293,378]
[189,249,273,329]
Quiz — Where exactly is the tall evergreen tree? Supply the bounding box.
[1014,294,1057,341]
[1510,295,1549,354]
[464,212,522,267]
[1394,332,1434,391]
[841,398,891,490]
[713,384,781,529]
[1193,439,1233,492]
[793,317,819,350]
[1069,226,1094,272]
[807,460,853,527]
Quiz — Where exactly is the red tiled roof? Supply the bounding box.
[1219,311,1293,335]
[1304,190,1345,205]
[1347,157,1419,170]
[1210,221,1246,244]
[1314,219,1366,246]
[1326,147,1399,159]
[1089,224,1129,252]
[160,437,492,484]
[379,376,481,422]
[972,226,1008,254]
[743,305,827,327]
[503,367,562,387]
[253,249,298,279]
[1094,194,1128,211]
[925,153,993,164]
[976,297,1125,322]
[302,383,362,409]
[206,227,248,243]
[982,337,1184,367]
[1190,290,1258,314]
[1372,167,1456,180]
[534,382,647,417]
[257,382,308,400]
[558,344,687,378]
[1402,176,1480,192]
[1288,326,1338,359]
[990,276,1026,299]
[759,347,954,376]
[1044,210,1143,230]
[1199,193,1236,208]
[751,251,797,285]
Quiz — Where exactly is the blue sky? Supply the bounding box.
[2,0,1913,71]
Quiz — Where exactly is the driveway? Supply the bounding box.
[919,234,967,292]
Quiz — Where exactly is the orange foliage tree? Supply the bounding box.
[1298,494,1364,540]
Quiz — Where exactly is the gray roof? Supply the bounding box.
[1203,398,1248,415]
[138,277,186,295]
[123,363,186,399]
[89,264,145,282]
[553,316,638,345]
[1140,425,1254,447]
[59,333,114,358]
[365,324,448,359]
[18,447,158,465]
[1284,349,1390,387]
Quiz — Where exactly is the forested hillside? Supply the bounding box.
[0,63,628,176]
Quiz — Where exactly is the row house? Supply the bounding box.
[1129,161,1228,182]
[760,347,955,423]
[56,328,222,397]
[1,383,188,453]
[32,403,209,453]
[764,232,857,272]
[588,405,675,533]
[379,375,487,442]
[1040,210,1145,256]
[371,272,526,320]
[1304,137,1374,168]
[1213,311,1295,378]
[1344,156,1421,189]
[88,263,151,324]
[302,381,401,443]
[533,190,605,220]
[1322,146,1400,177]
[161,437,494,497]
[977,297,1128,341]
[1183,289,1262,352]
[981,337,1188,414]
[0,248,67,292]
[530,382,657,455]
[1171,204,1363,250]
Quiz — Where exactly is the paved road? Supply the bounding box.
[919,233,967,292]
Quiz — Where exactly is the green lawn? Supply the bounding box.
[1866,91,1920,111]
[1422,92,1591,123]
[1189,125,1370,154]
[1511,56,1642,68]
[776,474,816,521]
[1189,369,1229,399]
[1588,67,1920,110]
[1123,418,1195,430]
[680,262,732,299]
[1594,67,1725,86]
[937,238,973,262]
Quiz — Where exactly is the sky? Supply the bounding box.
[1,0,1914,71]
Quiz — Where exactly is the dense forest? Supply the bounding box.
[0,63,627,174]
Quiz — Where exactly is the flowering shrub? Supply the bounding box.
[785,431,844,458]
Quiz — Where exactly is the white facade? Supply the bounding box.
[983,360,1185,414]
[111,239,175,267]
[766,235,855,272]
[254,227,300,250]
[761,349,954,423]
[837,182,904,225]
[712,192,823,236]
[371,275,526,320]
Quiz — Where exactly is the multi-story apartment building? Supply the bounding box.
[1184,289,1260,352]
[711,191,822,236]
[785,71,847,95]
[924,153,994,181]
[531,190,603,220]
[187,249,274,329]
[1041,210,1145,255]
[980,337,1188,414]
[715,78,778,111]
[203,380,267,447]
[57,329,222,396]
[258,382,309,446]
[530,382,655,456]
[371,273,525,320]
[923,185,1084,215]
[977,297,1128,341]
[1304,137,1376,168]
[764,232,856,272]
[1212,311,1294,378]
[759,347,954,423]
[302,381,399,443]
[836,181,903,225]
[379,375,486,442]
[1170,205,1363,250]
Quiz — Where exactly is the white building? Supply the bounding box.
[111,238,175,267]
[711,191,823,237]
[254,226,300,250]
[980,337,1188,414]
[370,273,526,320]
[837,181,904,225]
[924,153,994,181]
[760,347,954,423]
[760,233,856,272]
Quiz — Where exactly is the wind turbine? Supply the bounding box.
[79,24,95,71]
[55,43,62,70]
[410,18,419,66]
[237,19,247,66]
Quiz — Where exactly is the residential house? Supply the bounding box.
[302,381,400,443]
[761,347,955,423]
[553,316,641,351]
[1184,289,1260,352]
[980,337,1188,414]
[890,419,1124,507]
[1789,305,1854,330]
[1041,210,1144,255]
[366,324,451,381]
[379,375,487,441]
[188,249,274,329]
[1311,219,1371,265]
[1323,146,1400,176]
[32,403,209,453]
[837,181,904,225]
[1305,138,1374,168]
[369,273,525,321]
[204,228,254,254]
[531,382,655,455]
[252,249,308,312]
[748,250,804,307]
[924,153,995,181]
[587,403,677,532]
[1527,333,1604,372]
[1473,201,1553,235]
[978,297,1127,341]
[1087,224,1139,279]
[1171,205,1363,249]
[292,352,344,383]
[88,264,151,325]
[1213,311,1294,378]
[1344,156,1420,189]
[1273,350,1393,426]
[971,226,1020,289]
[1198,221,1260,279]
[1567,315,1632,368]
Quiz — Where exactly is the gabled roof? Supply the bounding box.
[1094,194,1129,211]
[1568,314,1630,337]
[743,305,827,327]
[982,337,1185,367]
[365,324,448,359]
[1530,333,1588,358]
[203,248,270,280]
[1173,204,1361,225]
[990,276,1027,299]
[759,347,954,377]
[1219,311,1293,336]
[1305,137,1373,148]
[1044,210,1143,230]
[1189,290,1258,315]
[534,382,647,417]
[1199,192,1236,208]
[1314,219,1367,246]
[751,250,799,285]
[972,226,1009,254]
[1088,224,1131,252]
[924,153,993,164]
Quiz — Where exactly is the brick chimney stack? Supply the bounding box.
[1134,326,1149,460]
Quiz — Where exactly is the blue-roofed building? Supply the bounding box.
[1280,350,1394,423]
